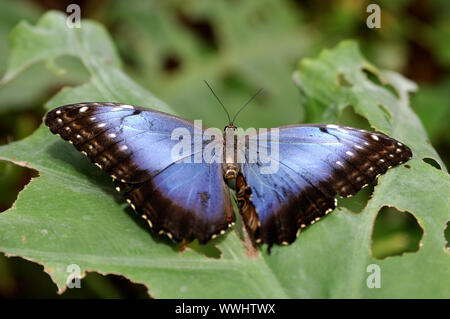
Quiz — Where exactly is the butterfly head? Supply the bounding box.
[224,123,237,134]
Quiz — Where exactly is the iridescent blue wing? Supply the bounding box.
[237,124,412,247]
[45,102,234,243]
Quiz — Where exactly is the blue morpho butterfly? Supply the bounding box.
[44,82,412,250]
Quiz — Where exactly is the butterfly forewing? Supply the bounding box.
[45,102,235,243]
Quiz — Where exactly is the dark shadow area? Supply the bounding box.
[362,67,400,99]
[338,183,375,214]
[162,53,182,75]
[62,271,150,299]
[444,221,449,252]
[337,104,372,131]
[0,253,148,298]
[371,206,423,260]
[185,240,221,259]
[0,162,38,212]
[177,8,219,52]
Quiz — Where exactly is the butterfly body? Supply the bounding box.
[222,125,240,180]
[45,102,412,248]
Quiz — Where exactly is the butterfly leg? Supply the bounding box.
[235,173,261,247]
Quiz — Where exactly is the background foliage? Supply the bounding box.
[0,0,448,298]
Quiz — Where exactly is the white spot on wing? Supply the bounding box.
[346,151,354,156]
[79,106,89,112]
[371,134,379,141]
[97,123,106,128]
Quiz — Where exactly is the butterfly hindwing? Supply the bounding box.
[239,124,412,247]
[45,102,235,243]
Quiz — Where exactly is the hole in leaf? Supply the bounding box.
[177,10,218,51]
[0,109,44,146]
[371,206,423,260]
[0,162,38,212]
[444,220,450,251]
[336,73,353,87]
[162,53,182,74]
[337,105,371,131]
[404,164,411,169]
[222,72,259,95]
[184,240,221,259]
[338,183,374,214]
[0,254,150,298]
[362,68,400,98]
[422,157,442,170]
[378,104,393,123]
[0,253,61,298]
[62,272,150,298]
[444,221,450,252]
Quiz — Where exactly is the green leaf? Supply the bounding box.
[0,12,449,298]
[0,0,84,114]
[108,0,310,129]
[293,41,446,170]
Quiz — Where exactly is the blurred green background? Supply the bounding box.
[0,0,448,298]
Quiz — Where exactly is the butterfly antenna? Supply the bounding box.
[231,88,263,124]
[203,80,231,124]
